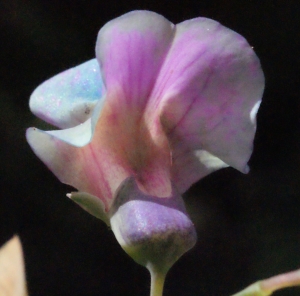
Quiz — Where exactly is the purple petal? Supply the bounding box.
[95,10,174,111]
[29,59,104,129]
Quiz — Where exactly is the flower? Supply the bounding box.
[26,10,264,294]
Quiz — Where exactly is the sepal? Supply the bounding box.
[109,177,197,274]
[67,192,110,226]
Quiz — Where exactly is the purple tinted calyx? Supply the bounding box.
[109,177,197,273]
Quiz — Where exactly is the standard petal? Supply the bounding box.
[29,59,105,129]
[95,10,175,111]
[92,11,176,198]
[148,17,264,180]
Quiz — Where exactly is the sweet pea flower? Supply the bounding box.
[26,11,264,295]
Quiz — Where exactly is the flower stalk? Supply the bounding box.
[232,268,300,296]
[149,269,167,296]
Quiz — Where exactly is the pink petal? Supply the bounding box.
[95,11,175,111]
[26,100,173,208]
[145,17,264,191]
[89,11,178,199]
[26,126,126,210]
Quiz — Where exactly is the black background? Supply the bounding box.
[1,0,300,295]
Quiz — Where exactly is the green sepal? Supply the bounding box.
[67,192,110,226]
[231,282,271,296]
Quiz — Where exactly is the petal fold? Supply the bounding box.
[46,119,92,147]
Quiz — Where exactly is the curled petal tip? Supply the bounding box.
[194,150,229,171]
[243,165,250,174]
[250,100,262,124]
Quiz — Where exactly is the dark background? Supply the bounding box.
[1,0,300,295]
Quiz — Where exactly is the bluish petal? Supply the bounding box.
[29,59,105,129]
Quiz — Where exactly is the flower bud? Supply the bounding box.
[109,177,197,274]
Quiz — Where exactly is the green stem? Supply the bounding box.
[231,268,300,296]
[149,269,166,296]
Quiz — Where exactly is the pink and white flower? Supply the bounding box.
[26,10,264,290]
